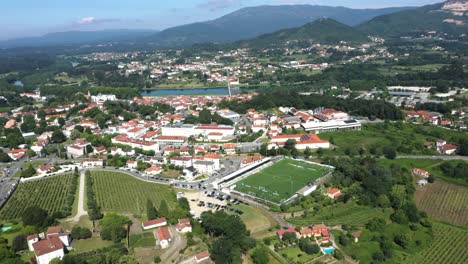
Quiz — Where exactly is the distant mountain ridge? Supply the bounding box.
[238,18,369,47]
[145,5,414,47]
[0,29,158,48]
[358,1,468,37]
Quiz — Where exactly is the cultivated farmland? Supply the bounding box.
[91,171,176,214]
[0,174,76,220]
[415,180,468,227]
[407,222,468,264]
[233,159,332,204]
[288,202,393,226]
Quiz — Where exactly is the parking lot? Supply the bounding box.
[185,190,246,218]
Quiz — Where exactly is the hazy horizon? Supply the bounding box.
[1,0,443,41]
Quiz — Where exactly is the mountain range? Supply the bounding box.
[358,0,468,37]
[1,1,466,49]
[0,5,413,49]
[144,5,413,47]
[0,29,157,49]
[238,18,369,47]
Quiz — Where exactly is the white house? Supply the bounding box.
[32,236,65,264]
[126,160,137,169]
[145,165,163,176]
[155,226,172,249]
[91,94,117,104]
[142,217,167,230]
[193,160,216,176]
[175,218,192,233]
[82,158,104,168]
[36,164,54,175]
[27,234,39,251]
[67,139,91,158]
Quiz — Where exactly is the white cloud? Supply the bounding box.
[77,17,96,25]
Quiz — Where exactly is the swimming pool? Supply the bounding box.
[0,226,12,232]
[323,247,335,254]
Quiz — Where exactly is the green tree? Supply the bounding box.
[304,147,312,158]
[251,246,269,264]
[22,207,48,227]
[147,199,158,220]
[153,256,161,264]
[159,200,169,217]
[11,235,27,252]
[51,130,66,143]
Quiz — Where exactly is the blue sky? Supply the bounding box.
[1,0,443,40]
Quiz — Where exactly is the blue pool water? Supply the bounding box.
[323,247,335,254]
[0,226,12,232]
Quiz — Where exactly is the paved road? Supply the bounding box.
[160,226,187,263]
[69,171,88,222]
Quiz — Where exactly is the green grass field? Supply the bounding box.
[406,222,468,264]
[0,174,75,220]
[233,159,332,204]
[288,202,393,227]
[91,171,176,215]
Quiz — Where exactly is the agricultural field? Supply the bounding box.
[0,174,76,220]
[91,171,177,215]
[288,202,393,227]
[415,180,468,227]
[319,123,466,156]
[406,222,468,264]
[233,159,332,204]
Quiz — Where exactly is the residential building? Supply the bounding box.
[195,250,210,263]
[145,165,163,176]
[155,226,172,249]
[142,217,167,230]
[7,148,27,161]
[326,187,341,199]
[32,236,65,264]
[175,218,192,233]
[412,168,430,178]
[67,139,91,158]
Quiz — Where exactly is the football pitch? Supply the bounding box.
[233,159,333,204]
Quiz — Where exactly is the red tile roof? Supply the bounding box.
[195,250,210,261]
[277,227,297,237]
[32,236,64,257]
[156,226,171,241]
[143,217,167,228]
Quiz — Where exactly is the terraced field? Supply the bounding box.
[407,222,468,264]
[415,180,468,227]
[91,171,176,214]
[288,202,393,226]
[0,174,75,220]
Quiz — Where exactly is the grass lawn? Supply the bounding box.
[288,202,393,227]
[0,174,76,220]
[232,204,276,237]
[20,160,46,169]
[91,171,177,215]
[278,246,320,263]
[161,169,181,179]
[61,215,93,231]
[233,159,332,204]
[129,232,156,248]
[71,236,113,253]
